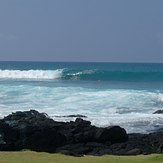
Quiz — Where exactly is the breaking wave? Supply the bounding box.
[0,69,64,80]
[1,68,163,82]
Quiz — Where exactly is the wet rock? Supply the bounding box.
[3,110,161,156]
[0,110,65,151]
[153,110,163,114]
[75,118,91,127]
[3,110,55,129]
[54,114,87,118]
[59,118,96,143]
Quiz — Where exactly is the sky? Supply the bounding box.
[0,0,163,62]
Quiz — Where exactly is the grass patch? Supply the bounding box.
[0,151,163,163]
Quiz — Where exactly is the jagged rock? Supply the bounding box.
[75,118,91,127]
[54,114,87,118]
[59,119,96,143]
[153,110,163,114]
[0,110,148,156]
[3,110,55,129]
[0,110,66,151]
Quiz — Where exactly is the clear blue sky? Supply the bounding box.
[0,0,163,62]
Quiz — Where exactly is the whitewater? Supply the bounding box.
[1,61,163,133]
[0,69,63,80]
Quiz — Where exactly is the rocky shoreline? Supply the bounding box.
[0,110,163,156]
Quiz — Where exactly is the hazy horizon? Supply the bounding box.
[1,60,163,64]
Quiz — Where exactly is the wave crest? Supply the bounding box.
[1,68,163,82]
[0,69,64,80]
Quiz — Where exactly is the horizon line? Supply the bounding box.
[0,60,163,64]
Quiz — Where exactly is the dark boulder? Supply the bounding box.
[3,110,55,130]
[0,110,131,156]
[58,118,95,144]
[0,110,66,151]
[75,118,91,127]
[95,126,128,143]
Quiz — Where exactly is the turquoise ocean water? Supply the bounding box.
[1,61,163,133]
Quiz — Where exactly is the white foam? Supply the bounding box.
[0,69,63,80]
[1,83,163,133]
[67,70,95,76]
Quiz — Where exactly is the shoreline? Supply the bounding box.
[1,113,162,135]
[0,110,163,156]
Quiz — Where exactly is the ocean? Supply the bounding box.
[1,61,163,133]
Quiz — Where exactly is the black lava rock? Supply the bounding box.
[1,110,163,156]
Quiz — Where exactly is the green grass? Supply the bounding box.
[0,151,163,163]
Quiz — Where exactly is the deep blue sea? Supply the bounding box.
[1,61,163,133]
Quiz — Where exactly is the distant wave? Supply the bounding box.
[63,69,163,82]
[1,69,163,82]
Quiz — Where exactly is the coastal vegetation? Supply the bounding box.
[0,151,163,163]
